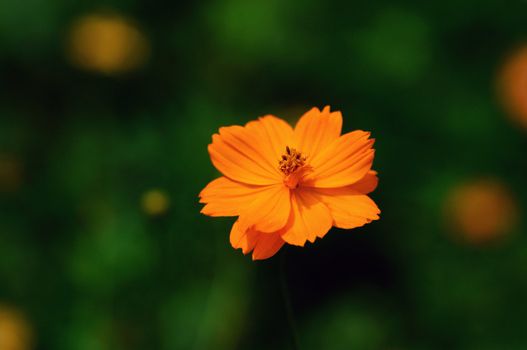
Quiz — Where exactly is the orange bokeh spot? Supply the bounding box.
[0,305,33,350]
[445,179,518,245]
[67,13,150,74]
[498,45,527,130]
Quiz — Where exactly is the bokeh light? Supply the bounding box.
[207,0,289,62]
[445,179,518,245]
[69,212,156,295]
[300,296,398,350]
[0,305,33,350]
[67,13,150,74]
[498,45,527,130]
[0,154,23,193]
[141,189,170,216]
[351,8,431,85]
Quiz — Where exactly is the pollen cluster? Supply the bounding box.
[279,146,306,175]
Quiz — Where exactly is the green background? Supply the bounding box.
[1,0,526,349]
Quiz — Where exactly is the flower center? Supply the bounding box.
[279,146,306,176]
[279,146,309,189]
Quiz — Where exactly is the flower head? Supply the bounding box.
[199,106,380,260]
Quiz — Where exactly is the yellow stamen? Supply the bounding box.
[279,146,306,176]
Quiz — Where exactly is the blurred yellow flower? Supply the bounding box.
[67,13,150,74]
[0,305,33,350]
[141,189,170,216]
[445,179,518,245]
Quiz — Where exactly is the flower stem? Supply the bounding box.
[280,250,301,350]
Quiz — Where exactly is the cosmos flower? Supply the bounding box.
[199,106,380,260]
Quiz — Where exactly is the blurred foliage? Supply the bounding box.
[1,0,527,349]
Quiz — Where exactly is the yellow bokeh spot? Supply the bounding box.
[141,189,170,216]
[67,13,150,74]
[0,305,33,350]
[445,179,518,245]
[498,45,527,130]
[0,155,23,193]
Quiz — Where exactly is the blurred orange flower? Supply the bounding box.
[498,45,527,130]
[199,106,380,260]
[445,179,517,245]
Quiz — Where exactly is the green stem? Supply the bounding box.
[280,250,301,350]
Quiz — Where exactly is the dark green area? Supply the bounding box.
[1,0,526,349]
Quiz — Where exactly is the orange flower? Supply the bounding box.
[498,45,527,130]
[199,106,380,260]
[445,179,517,245]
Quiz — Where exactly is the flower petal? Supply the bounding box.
[209,118,292,185]
[280,188,333,246]
[252,232,285,260]
[306,130,375,188]
[246,115,295,160]
[199,176,270,217]
[238,184,291,233]
[219,124,282,175]
[230,220,258,254]
[294,106,342,159]
[350,170,379,194]
[311,187,380,229]
[230,221,285,260]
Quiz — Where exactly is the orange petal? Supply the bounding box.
[199,176,270,217]
[294,106,342,159]
[350,170,379,194]
[208,139,275,186]
[219,124,282,175]
[306,130,375,188]
[237,184,291,233]
[311,186,380,229]
[280,188,333,246]
[230,220,258,254]
[230,221,285,260]
[246,115,295,161]
[209,118,293,185]
[252,232,285,260]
